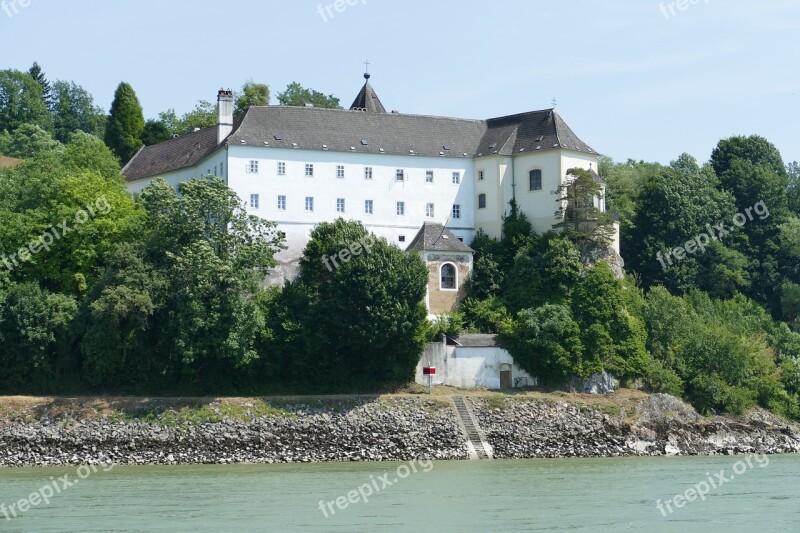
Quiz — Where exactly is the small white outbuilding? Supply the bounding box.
[416,334,537,389]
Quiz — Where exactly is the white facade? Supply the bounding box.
[226,146,476,262]
[126,143,602,264]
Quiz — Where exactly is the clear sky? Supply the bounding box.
[1,0,798,165]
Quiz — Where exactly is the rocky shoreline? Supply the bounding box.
[1,394,799,467]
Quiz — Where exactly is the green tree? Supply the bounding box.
[503,235,581,313]
[601,157,662,237]
[104,82,144,163]
[788,162,800,214]
[553,167,615,248]
[711,135,786,177]
[461,296,510,333]
[155,101,217,137]
[78,243,162,388]
[571,263,649,378]
[277,82,341,108]
[782,281,800,325]
[80,177,284,390]
[501,199,535,253]
[268,219,428,390]
[719,159,789,312]
[0,123,62,158]
[498,304,584,386]
[235,80,270,114]
[179,100,216,132]
[0,282,77,392]
[141,119,171,145]
[27,62,53,108]
[60,131,124,181]
[0,69,53,133]
[50,80,106,143]
[0,138,140,294]
[626,157,737,292]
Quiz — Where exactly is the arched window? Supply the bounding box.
[441,263,456,290]
[478,193,487,208]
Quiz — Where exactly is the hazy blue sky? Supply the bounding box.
[1,0,798,164]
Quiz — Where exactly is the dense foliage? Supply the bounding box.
[470,138,800,417]
[0,136,427,393]
[266,219,429,390]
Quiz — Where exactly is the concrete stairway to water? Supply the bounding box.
[451,396,493,460]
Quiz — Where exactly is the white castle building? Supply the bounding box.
[122,73,613,311]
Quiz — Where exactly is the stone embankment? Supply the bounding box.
[1,394,798,467]
[474,394,800,458]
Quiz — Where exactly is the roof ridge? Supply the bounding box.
[246,104,487,124]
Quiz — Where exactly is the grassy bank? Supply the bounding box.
[0,387,650,426]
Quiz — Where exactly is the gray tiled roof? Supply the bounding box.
[350,75,387,113]
[476,109,596,157]
[450,334,498,347]
[406,222,474,253]
[122,104,596,182]
[227,106,486,159]
[121,114,244,182]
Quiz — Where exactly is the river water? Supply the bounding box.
[0,455,798,532]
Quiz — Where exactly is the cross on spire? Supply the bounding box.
[364,59,370,74]
[552,97,557,108]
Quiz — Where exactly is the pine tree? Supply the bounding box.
[27,62,53,108]
[104,82,144,163]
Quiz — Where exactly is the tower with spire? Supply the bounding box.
[350,70,387,113]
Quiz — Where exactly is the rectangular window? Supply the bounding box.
[250,194,259,209]
[396,169,405,181]
[529,169,542,191]
[478,170,484,180]
[305,164,314,177]
[277,195,286,210]
[365,199,373,214]
[426,203,434,218]
[452,171,461,184]
[277,162,286,175]
[337,165,345,178]
[396,201,405,216]
[247,160,259,174]
[214,165,218,176]
[305,196,314,211]
[398,235,406,243]
[452,204,461,219]
[336,198,345,213]
[478,193,487,209]
[364,167,373,180]
[220,162,223,176]
[426,170,434,183]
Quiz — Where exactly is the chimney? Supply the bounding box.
[217,88,234,144]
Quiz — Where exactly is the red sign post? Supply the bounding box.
[423,365,436,394]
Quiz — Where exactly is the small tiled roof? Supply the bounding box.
[121,114,244,182]
[350,74,387,113]
[406,222,473,253]
[449,334,498,347]
[475,109,596,157]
